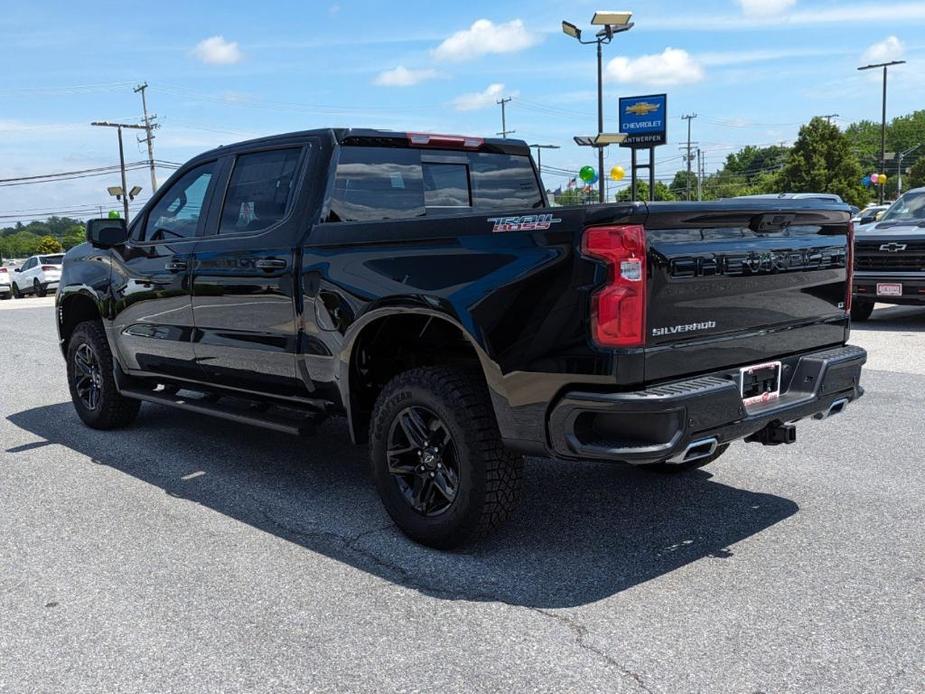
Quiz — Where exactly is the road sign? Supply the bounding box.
[619,94,668,149]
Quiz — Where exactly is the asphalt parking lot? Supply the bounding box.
[1,299,923,693]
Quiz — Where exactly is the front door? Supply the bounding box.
[190,146,308,397]
[110,161,218,380]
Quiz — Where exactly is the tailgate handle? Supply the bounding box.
[164,260,188,272]
[255,258,287,271]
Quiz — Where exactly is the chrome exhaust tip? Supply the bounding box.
[666,437,719,465]
[814,398,849,420]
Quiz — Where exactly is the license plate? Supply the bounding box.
[877,283,903,297]
[740,361,782,406]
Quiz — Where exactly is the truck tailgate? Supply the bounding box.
[642,202,850,382]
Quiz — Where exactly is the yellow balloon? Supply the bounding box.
[610,165,626,181]
[879,174,888,184]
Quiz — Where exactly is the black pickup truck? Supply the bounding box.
[852,187,925,320]
[57,128,866,547]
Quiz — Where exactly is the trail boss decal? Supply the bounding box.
[488,214,562,233]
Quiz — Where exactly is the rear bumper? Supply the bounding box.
[548,345,866,465]
[854,272,925,305]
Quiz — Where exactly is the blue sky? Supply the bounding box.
[2,0,924,221]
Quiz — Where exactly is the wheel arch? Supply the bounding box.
[340,307,503,445]
[57,289,105,356]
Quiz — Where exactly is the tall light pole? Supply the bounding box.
[562,11,634,204]
[858,59,905,204]
[134,82,160,193]
[91,121,147,221]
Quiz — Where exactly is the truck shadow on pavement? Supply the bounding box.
[852,305,925,332]
[9,402,798,609]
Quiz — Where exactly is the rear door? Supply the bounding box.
[190,144,310,397]
[642,202,851,382]
[110,160,218,379]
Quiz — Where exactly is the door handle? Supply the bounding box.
[164,260,188,272]
[255,258,287,270]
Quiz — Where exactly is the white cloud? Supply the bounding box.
[374,66,439,87]
[646,2,925,30]
[452,83,511,111]
[736,0,796,18]
[862,36,905,64]
[606,48,705,87]
[433,19,539,62]
[193,36,243,65]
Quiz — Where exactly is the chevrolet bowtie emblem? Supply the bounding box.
[625,102,660,116]
[880,243,908,253]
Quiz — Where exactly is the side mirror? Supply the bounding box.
[86,218,129,248]
[14,268,20,273]
[875,211,886,221]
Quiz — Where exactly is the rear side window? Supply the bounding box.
[328,147,424,222]
[219,148,302,234]
[470,153,543,210]
[327,147,543,223]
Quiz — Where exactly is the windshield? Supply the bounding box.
[880,192,925,223]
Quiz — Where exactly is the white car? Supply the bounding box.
[0,265,11,300]
[11,254,64,298]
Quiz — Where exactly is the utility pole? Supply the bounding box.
[529,144,561,191]
[821,113,840,124]
[91,121,147,221]
[696,148,703,201]
[496,97,515,139]
[682,114,697,201]
[134,82,160,193]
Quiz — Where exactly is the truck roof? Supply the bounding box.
[195,128,532,160]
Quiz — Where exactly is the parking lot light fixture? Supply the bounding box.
[562,11,635,204]
[857,59,906,204]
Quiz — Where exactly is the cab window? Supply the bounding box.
[218,148,303,235]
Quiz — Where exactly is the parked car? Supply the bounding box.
[853,204,889,227]
[0,263,10,299]
[852,187,925,321]
[12,253,64,298]
[57,128,866,548]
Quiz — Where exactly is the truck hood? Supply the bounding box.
[857,221,925,239]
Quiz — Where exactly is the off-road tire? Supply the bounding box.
[369,367,523,549]
[67,321,140,429]
[643,443,730,474]
[850,299,874,322]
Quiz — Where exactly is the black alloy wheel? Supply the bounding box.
[72,342,103,411]
[386,406,460,516]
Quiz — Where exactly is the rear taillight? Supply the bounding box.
[0,268,7,274]
[845,222,854,313]
[583,224,647,347]
[42,265,58,272]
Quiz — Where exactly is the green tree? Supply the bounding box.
[773,117,870,207]
[36,236,63,254]
[907,157,925,190]
[668,170,698,199]
[615,181,676,202]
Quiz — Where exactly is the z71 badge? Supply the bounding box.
[487,214,562,233]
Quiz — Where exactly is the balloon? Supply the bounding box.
[878,174,887,185]
[108,210,121,219]
[589,173,599,185]
[870,173,880,185]
[579,165,596,183]
[610,166,626,181]
[862,176,871,186]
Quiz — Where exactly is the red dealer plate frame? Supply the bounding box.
[740,361,782,407]
[877,283,903,297]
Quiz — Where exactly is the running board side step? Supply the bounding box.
[118,387,324,436]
